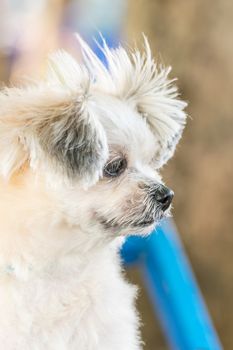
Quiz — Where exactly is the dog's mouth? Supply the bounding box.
[96,210,165,231]
[132,218,156,227]
[130,210,165,228]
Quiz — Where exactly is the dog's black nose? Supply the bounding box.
[154,186,174,211]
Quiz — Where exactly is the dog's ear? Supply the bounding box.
[0,52,108,185]
[0,117,28,180]
[37,51,108,185]
[77,35,187,168]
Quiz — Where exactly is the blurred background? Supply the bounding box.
[0,0,232,349]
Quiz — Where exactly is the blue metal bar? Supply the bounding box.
[121,220,222,350]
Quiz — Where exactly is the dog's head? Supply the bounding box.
[0,36,187,237]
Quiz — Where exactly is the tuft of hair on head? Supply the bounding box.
[76,33,187,167]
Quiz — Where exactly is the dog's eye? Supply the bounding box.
[103,157,127,177]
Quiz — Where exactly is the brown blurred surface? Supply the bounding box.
[127,267,168,350]
[127,0,233,349]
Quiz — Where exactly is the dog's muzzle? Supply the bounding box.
[96,184,174,231]
[129,184,174,228]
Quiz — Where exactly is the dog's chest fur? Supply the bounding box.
[0,239,141,350]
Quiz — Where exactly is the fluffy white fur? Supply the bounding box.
[0,36,186,349]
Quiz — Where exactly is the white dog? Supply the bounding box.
[0,35,186,349]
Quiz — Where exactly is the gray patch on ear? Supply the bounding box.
[38,102,107,182]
